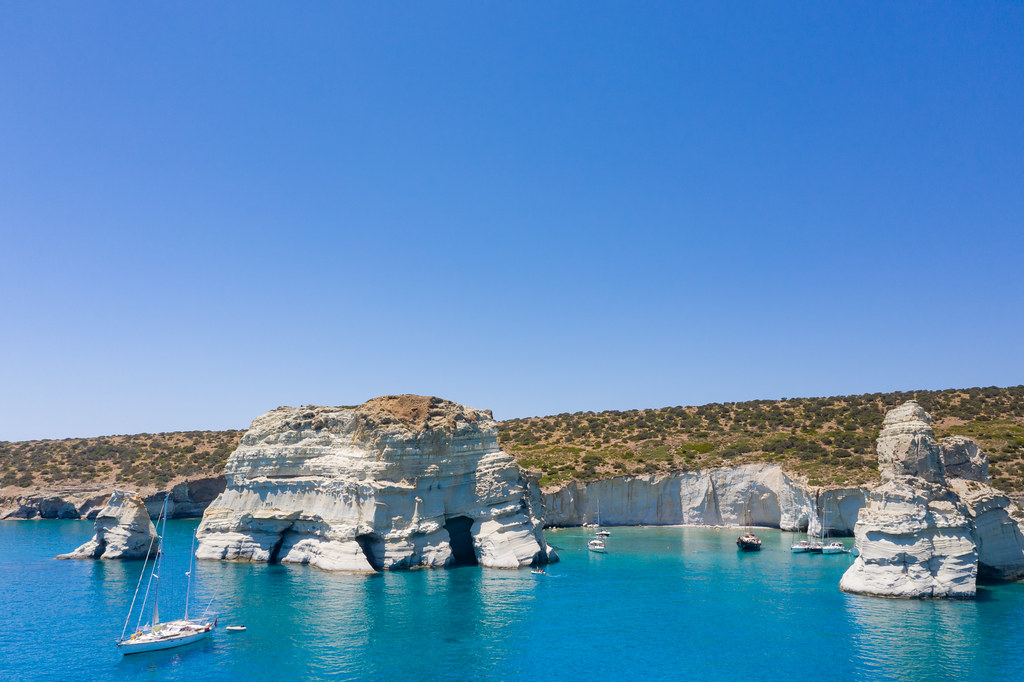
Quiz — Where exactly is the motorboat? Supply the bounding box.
[588,538,607,554]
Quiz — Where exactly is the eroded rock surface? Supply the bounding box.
[940,436,989,482]
[539,464,866,535]
[1,477,225,521]
[57,490,157,560]
[841,402,978,597]
[195,396,556,572]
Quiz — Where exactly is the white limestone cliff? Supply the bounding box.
[941,436,1024,580]
[539,464,866,534]
[1,477,225,521]
[940,436,989,482]
[195,396,556,572]
[56,490,157,560]
[840,402,977,598]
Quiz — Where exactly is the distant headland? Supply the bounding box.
[2,385,1022,522]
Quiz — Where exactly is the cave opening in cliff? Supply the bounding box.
[444,516,478,566]
[268,529,292,564]
[355,533,385,571]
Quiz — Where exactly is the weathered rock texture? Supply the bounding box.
[195,396,556,572]
[840,401,1024,597]
[148,478,227,519]
[940,436,989,481]
[0,477,225,521]
[539,464,866,535]
[56,490,157,560]
[1,491,109,520]
[941,435,1024,580]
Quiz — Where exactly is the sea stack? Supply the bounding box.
[195,395,557,572]
[941,436,1024,581]
[840,402,977,598]
[57,490,157,560]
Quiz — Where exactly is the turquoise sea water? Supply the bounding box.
[3,521,1023,681]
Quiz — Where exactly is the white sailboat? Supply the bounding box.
[820,506,849,555]
[792,500,824,553]
[593,494,610,537]
[117,496,215,655]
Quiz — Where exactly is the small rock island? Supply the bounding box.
[57,490,156,560]
[195,395,557,572]
[840,401,1024,598]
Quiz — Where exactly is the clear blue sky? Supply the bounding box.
[2,3,1022,441]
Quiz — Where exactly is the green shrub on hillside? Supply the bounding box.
[501,385,1024,493]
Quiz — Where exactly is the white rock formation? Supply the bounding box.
[195,396,556,572]
[874,401,947,483]
[940,436,989,481]
[948,479,1024,580]
[56,490,157,560]
[539,464,865,534]
[940,436,1024,580]
[840,402,978,598]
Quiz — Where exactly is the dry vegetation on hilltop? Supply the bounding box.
[2,386,1023,496]
[499,386,1024,492]
[0,430,243,491]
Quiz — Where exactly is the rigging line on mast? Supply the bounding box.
[120,496,162,641]
[134,494,169,634]
[185,530,197,620]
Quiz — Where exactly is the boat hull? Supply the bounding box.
[118,627,212,655]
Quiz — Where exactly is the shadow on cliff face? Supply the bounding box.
[444,516,478,566]
[356,533,386,571]
[268,527,292,564]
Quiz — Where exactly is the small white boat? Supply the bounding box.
[821,540,848,555]
[791,539,823,554]
[588,539,607,554]
[225,625,247,632]
[595,530,610,538]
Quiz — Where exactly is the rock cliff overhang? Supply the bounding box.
[195,396,557,572]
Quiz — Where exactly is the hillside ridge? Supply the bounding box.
[2,385,1023,497]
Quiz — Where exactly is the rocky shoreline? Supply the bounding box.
[0,476,225,521]
[537,465,865,535]
[4,466,866,535]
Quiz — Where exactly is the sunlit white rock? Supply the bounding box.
[196,396,556,572]
[540,464,866,534]
[841,402,978,598]
[57,490,157,560]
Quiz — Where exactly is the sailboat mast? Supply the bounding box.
[121,492,161,642]
[184,531,196,620]
[152,496,168,626]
